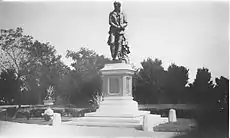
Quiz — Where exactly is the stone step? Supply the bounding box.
[85,111,150,118]
[62,116,169,129]
[63,120,141,128]
[71,117,141,123]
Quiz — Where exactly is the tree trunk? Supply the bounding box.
[38,92,42,104]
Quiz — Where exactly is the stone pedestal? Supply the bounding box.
[63,63,167,128]
[85,63,149,118]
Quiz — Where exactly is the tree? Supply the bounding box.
[0,27,33,103]
[0,69,20,104]
[165,64,189,103]
[55,68,81,105]
[133,58,166,104]
[0,28,68,104]
[26,40,68,104]
[66,47,111,105]
[214,76,229,110]
[213,76,229,127]
[191,68,214,105]
[192,72,228,129]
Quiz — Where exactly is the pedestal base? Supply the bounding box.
[86,96,149,117]
[62,63,167,128]
[62,96,167,128]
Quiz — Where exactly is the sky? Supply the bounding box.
[0,0,229,83]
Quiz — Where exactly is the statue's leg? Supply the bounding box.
[114,34,120,60]
[109,34,116,60]
[110,46,116,60]
[117,35,123,60]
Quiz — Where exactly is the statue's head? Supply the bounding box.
[113,1,122,12]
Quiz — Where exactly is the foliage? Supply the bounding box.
[26,41,67,103]
[0,28,34,103]
[214,76,229,108]
[164,64,189,103]
[56,70,80,104]
[133,58,166,104]
[0,28,68,104]
[66,47,111,105]
[190,68,215,104]
[0,28,33,76]
[0,69,20,104]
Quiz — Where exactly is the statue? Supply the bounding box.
[107,1,130,63]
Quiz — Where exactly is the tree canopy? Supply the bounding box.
[0,27,228,111]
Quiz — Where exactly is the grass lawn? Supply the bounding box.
[154,118,196,132]
[9,117,72,125]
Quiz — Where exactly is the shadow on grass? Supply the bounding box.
[171,116,228,138]
[154,118,196,132]
[153,117,228,138]
[172,127,228,138]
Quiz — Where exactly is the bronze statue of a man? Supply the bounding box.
[107,1,130,62]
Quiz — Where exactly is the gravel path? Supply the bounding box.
[0,121,178,138]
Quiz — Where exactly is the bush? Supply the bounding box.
[0,109,7,120]
[64,107,96,117]
[64,108,84,117]
[30,108,45,118]
[52,108,65,116]
[15,108,31,119]
[6,107,17,117]
[2,106,97,119]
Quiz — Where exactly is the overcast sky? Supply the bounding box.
[0,0,228,82]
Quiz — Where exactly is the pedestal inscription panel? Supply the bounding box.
[109,77,120,95]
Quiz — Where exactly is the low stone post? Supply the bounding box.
[52,113,61,126]
[142,114,162,131]
[168,109,177,122]
[143,114,152,131]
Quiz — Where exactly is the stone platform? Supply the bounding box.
[63,63,167,129]
[63,114,168,129]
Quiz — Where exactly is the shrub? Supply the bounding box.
[15,108,31,119]
[52,108,65,116]
[64,107,96,117]
[30,108,45,118]
[64,108,84,117]
[6,107,17,117]
[0,109,7,120]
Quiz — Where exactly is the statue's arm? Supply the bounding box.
[109,13,120,29]
[121,13,128,29]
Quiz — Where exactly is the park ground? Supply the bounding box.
[0,117,228,138]
[0,104,228,138]
[0,118,191,138]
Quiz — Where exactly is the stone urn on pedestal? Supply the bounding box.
[42,86,55,121]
